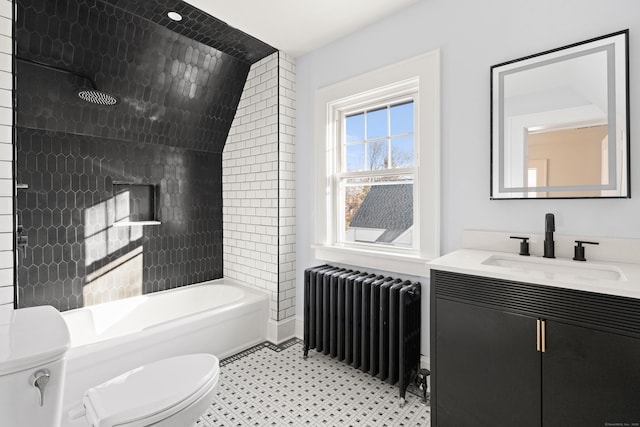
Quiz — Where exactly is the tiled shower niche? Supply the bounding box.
[14,0,276,310]
[112,183,160,225]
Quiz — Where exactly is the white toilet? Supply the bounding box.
[0,306,220,427]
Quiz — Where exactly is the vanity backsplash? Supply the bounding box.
[460,230,640,265]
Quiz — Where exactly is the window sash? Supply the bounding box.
[337,175,416,249]
[338,167,416,180]
[341,95,417,174]
[335,93,419,252]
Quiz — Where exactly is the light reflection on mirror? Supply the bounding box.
[491,30,629,199]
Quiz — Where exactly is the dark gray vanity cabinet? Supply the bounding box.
[435,298,541,426]
[431,270,640,427]
[542,321,640,426]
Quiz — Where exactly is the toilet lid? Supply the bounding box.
[83,353,219,427]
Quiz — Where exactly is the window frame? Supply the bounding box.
[313,51,440,275]
[336,92,419,251]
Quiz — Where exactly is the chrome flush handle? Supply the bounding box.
[31,369,50,407]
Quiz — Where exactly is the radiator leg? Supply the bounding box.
[303,347,309,359]
[398,382,407,407]
[418,368,431,406]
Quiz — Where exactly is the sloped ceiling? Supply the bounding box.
[15,0,276,153]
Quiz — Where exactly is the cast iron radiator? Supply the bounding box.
[303,264,421,403]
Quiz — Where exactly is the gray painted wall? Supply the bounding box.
[294,0,640,351]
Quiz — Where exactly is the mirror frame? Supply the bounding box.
[490,30,630,200]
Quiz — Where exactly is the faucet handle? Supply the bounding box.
[573,240,599,262]
[510,236,530,256]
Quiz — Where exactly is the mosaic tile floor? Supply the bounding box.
[195,339,430,426]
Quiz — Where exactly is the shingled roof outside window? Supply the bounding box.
[347,184,413,245]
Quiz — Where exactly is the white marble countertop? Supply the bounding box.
[428,248,640,300]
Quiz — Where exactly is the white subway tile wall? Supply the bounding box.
[278,52,296,320]
[0,0,12,313]
[223,52,296,321]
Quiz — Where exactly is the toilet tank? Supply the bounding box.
[0,306,71,427]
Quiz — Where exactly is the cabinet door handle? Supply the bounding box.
[536,319,541,352]
[541,320,546,353]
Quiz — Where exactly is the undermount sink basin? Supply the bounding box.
[481,255,624,282]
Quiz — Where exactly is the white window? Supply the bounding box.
[340,97,417,248]
[314,51,440,275]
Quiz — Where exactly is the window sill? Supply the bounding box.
[312,244,431,277]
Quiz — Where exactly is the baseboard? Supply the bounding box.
[266,316,297,344]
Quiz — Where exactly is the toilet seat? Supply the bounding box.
[82,353,219,427]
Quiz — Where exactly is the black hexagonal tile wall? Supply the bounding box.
[17,127,223,311]
[101,0,276,64]
[15,0,274,153]
[13,0,258,310]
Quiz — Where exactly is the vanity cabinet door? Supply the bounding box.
[436,298,542,427]
[542,321,640,427]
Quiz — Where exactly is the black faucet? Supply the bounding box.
[543,213,555,258]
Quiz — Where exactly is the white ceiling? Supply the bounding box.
[184,0,420,57]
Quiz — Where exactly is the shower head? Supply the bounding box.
[16,57,118,106]
[77,89,118,106]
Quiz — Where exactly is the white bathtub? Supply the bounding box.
[59,278,269,425]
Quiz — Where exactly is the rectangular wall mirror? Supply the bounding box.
[491,30,629,199]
